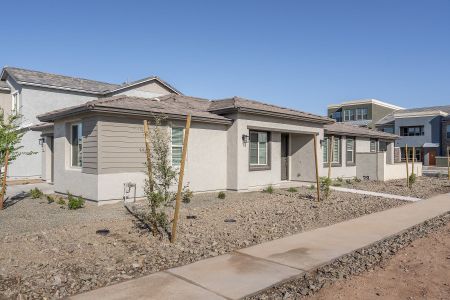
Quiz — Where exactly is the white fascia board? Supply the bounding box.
[394,111,448,118]
[328,99,404,110]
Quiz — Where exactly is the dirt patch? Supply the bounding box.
[340,176,450,198]
[0,187,406,299]
[246,213,450,300]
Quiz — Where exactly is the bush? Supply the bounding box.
[182,187,193,204]
[319,177,332,200]
[57,198,66,205]
[308,184,316,190]
[67,193,85,210]
[30,187,43,199]
[217,191,226,199]
[331,180,342,187]
[287,187,298,193]
[408,173,416,188]
[353,176,361,183]
[263,185,274,194]
[46,195,55,204]
[345,179,352,184]
[336,176,343,182]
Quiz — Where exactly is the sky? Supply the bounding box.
[1,0,449,115]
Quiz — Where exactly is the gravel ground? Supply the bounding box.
[246,212,450,300]
[0,187,406,299]
[340,176,450,199]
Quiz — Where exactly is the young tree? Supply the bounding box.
[0,110,34,209]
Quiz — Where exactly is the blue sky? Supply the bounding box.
[1,0,449,115]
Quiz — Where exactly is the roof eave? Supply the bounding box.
[324,129,398,140]
[237,107,334,124]
[104,77,182,95]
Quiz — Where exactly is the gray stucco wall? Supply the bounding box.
[394,116,441,148]
[0,90,11,118]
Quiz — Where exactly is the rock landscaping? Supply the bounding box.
[0,187,406,299]
[339,176,450,199]
[246,212,450,300]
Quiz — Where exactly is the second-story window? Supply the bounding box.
[356,108,368,120]
[447,124,450,139]
[344,109,355,121]
[400,126,424,136]
[11,92,19,115]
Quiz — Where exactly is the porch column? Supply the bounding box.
[386,141,395,165]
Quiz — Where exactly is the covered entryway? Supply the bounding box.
[424,143,439,166]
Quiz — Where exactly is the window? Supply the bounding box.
[323,136,341,164]
[400,147,423,162]
[379,141,388,152]
[249,131,268,166]
[370,139,377,152]
[400,126,424,136]
[171,127,184,167]
[447,125,450,139]
[71,123,83,167]
[332,111,342,122]
[344,109,355,121]
[356,108,369,120]
[346,138,355,164]
[383,127,394,134]
[11,92,19,115]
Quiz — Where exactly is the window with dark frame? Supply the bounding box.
[346,137,355,164]
[323,136,341,164]
[400,126,424,136]
[71,123,83,167]
[249,131,269,167]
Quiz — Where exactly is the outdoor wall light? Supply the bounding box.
[242,134,249,144]
[38,138,45,146]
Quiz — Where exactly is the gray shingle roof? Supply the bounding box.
[209,96,334,124]
[38,94,232,124]
[0,80,10,91]
[1,67,181,95]
[324,123,398,140]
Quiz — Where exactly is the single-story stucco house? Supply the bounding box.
[35,94,421,203]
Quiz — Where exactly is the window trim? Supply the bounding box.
[11,91,19,115]
[249,130,271,171]
[171,127,184,168]
[346,137,356,166]
[370,139,378,153]
[323,136,342,167]
[70,123,83,168]
[400,126,424,136]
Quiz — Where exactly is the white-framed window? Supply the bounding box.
[356,108,369,120]
[11,91,19,115]
[346,137,355,163]
[323,136,341,164]
[171,127,184,167]
[344,109,355,121]
[71,123,83,167]
[249,131,268,165]
[370,139,377,153]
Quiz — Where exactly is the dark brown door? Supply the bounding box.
[429,149,436,165]
[281,134,289,180]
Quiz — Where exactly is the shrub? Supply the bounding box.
[30,187,43,199]
[263,185,274,194]
[331,180,342,187]
[67,193,85,210]
[353,176,361,183]
[319,177,332,200]
[57,198,66,205]
[308,184,316,190]
[182,187,193,204]
[46,195,55,204]
[408,173,416,188]
[345,179,352,184]
[287,187,298,193]
[336,176,343,182]
[217,191,226,199]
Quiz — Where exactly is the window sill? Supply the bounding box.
[249,165,271,171]
[323,163,342,168]
[346,162,356,167]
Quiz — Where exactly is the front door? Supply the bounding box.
[429,149,436,165]
[281,134,289,180]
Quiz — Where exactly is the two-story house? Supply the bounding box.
[327,99,403,128]
[0,67,181,180]
[376,105,450,166]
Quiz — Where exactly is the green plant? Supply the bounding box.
[319,177,332,200]
[30,187,43,199]
[263,185,274,194]
[57,197,66,205]
[287,187,298,193]
[67,193,85,210]
[336,176,343,182]
[408,173,416,188]
[46,195,55,204]
[345,179,352,184]
[217,191,226,199]
[353,176,361,183]
[182,187,193,204]
[308,184,316,190]
[331,180,342,187]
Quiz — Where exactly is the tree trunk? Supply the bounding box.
[0,149,10,210]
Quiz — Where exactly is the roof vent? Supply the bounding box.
[153,97,160,102]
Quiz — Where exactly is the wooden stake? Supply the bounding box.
[405,144,409,187]
[143,120,153,192]
[0,148,10,210]
[313,134,320,202]
[171,114,191,243]
[327,136,333,179]
[411,147,415,175]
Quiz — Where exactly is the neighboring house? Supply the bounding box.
[376,105,450,166]
[327,99,403,128]
[36,94,418,203]
[0,67,180,179]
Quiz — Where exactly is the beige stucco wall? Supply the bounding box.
[0,90,11,117]
[111,81,173,98]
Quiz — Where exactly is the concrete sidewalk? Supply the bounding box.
[330,186,422,202]
[71,193,450,300]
